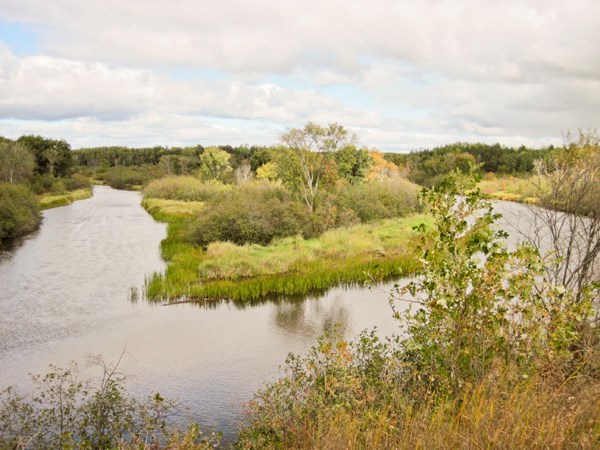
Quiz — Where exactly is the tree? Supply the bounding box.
[367,151,400,180]
[43,144,61,177]
[279,122,358,212]
[158,155,181,175]
[256,161,279,182]
[393,174,593,395]
[250,148,273,171]
[0,142,35,184]
[17,135,73,177]
[235,161,254,185]
[522,130,600,301]
[198,147,232,180]
[333,145,372,183]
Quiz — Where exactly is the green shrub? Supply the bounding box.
[62,174,92,191]
[97,165,164,189]
[143,176,232,201]
[334,177,420,223]
[187,182,306,247]
[28,174,66,194]
[0,361,220,449]
[0,183,41,242]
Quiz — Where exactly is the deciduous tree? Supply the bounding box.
[524,130,600,301]
[0,142,35,184]
[279,122,358,212]
[17,135,73,177]
[198,147,232,180]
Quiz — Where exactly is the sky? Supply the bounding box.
[0,0,598,151]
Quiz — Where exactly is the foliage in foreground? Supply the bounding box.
[0,183,41,243]
[0,358,220,449]
[237,176,599,449]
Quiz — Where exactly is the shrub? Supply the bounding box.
[0,360,220,449]
[143,176,232,201]
[97,165,164,189]
[187,182,305,247]
[334,178,420,223]
[63,174,92,191]
[28,174,66,194]
[0,183,41,242]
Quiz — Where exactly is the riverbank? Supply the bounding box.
[142,198,427,303]
[476,174,542,204]
[38,187,93,210]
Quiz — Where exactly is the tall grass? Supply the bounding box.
[143,193,428,302]
[477,173,546,203]
[143,176,232,201]
[236,323,600,449]
[238,372,600,449]
[146,252,419,303]
[142,198,204,217]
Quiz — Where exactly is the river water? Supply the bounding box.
[0,186,402,442]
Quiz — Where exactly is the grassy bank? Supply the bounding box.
[476,174,544,203]
[38,187,93,210]
[142,198,427,303]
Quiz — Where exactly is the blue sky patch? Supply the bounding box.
[0,21,40,56]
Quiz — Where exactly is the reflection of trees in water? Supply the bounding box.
[175,288,333,311]
[0,228,42,264]
[178,290,353,337]
[272,295,351,338]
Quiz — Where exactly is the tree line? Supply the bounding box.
[384,141,553,186]
[0,126,563,245]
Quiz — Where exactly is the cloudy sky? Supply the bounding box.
[0,0,598,151]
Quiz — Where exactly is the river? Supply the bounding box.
[0,186,402,442]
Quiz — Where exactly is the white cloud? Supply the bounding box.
[0,49,351,123]
[0,0,598,149]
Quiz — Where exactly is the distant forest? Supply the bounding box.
[71,140,553,187]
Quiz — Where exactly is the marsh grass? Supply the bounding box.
[38,187,93,210]
[142,198,205,216]
[143,176,232,201]
[477,174,546,204]
[143,196,428,302]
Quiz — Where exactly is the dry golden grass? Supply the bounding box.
[477,174,547,204]
[240,375,600,450]
[142,198,204,216]
[39,188,93,209]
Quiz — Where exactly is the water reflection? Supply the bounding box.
[272,295,351,338]
[0,227,41,263]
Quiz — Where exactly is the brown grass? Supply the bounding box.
[240,375,600,449]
